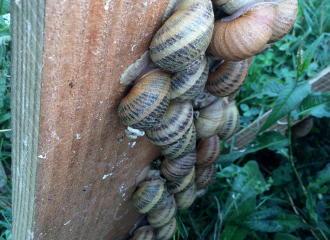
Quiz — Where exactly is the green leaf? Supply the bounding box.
[292,92,330,119]
[232,208,309,233]
[0,112,10,124]
[223,161,265,221]
[272,165,292,186]
[217,165,241,178]
[297,34,324,80]
[306,190,318,224]
[217,132,288,164]
[258,79,311,133]
[309,163,330,189]
[220,225,249,240]
[274,233,300,240]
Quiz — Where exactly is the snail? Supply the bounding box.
[292,117,314,138]
[160,150,196,181]
[207,2,277,61]
[147,194,177,228]
[268,0,298,43]
[133,176,168,214]
[118,68,171,130]
[195,164,217,189]
[170,56,209,102]
[167,167,195,194]
[193,89,219,110]
[160,123,196,160]
[145,101,193,146]
[155,217,177,240]
[206,58,250,97]
[217,101,240,140]
[196,135,221,167]
[214,0,265,14]
[174,182,197,209]
[130,225,155,240]
[149,0,214,72]
[194,98,226,139]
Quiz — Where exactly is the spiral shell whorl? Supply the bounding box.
[217,101,240,140]
[195,164,217,189]
[147,194,177,228]
[133,179,168,214]
[196,135,221,167]
[146,102,193,145]
[150,0,214,72]
[167,167,195,193]
[161,151,196,181]
[174,182,197,209]
[118,69,171,130]
[131,226,155,240]
[208,3,277,61]
[160,123,196,160]
[155,217,177,240]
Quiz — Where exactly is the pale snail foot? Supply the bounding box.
[125,126,145,139]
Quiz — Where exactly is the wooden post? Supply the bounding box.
[11,0,169,239]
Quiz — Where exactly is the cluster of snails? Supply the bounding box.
[117,0,298,238]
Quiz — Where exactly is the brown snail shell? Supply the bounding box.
[145,101,193,146]
[196,135,221,167]
[155,217,177,240]
[131,225,155,240]
[207,2,277,61]
[292,117,313,138]
[194,98,226,139]
[118,68,171,130]
[150,0,214,72]
[167,167,195,194]
[160,122,196,160]
[174,182,197,209]
[161,150,196,181]
[206,59,250,97]
[147,194,177,228]
[268,0,298,43]
[170,56,209,102]
[217,101,240,140]
[133,178,168,214]
[195,164,217,189]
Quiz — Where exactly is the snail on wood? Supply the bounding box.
[118,68,171,130]
[130,225,155,240]
[133,177,168,214]
[195,164,217,189]
[196,135,221,167]
[161,150,196,181]
[150,0,214,72]
[147,194,177,228]
[292,117,314,138]
[207,2,277,61]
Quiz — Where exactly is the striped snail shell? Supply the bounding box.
[167,167,195,194]
[145,101,193,145]
[155,217,177,240]
[219,0,264,14]
[268,0,298,43]
[147,194,177,228]
[174,182,197,209]
[195,164,217,190]
[170,56,209,102]
[206,59,250,97]
[133,177,168,214]
[131,225,155,240]
[161,150,196,181]
[292,117,313,138]
[118,68,171,130]
[196,135,221,167]
[217,101,240,140]
[149,0,214,72]
[207,2,277,61]
[194,98,226,139]
[160,123,196,160]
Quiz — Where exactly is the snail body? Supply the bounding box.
[150,0,214,72]
[207,2,277,61]
[118,69,171,130]
[206,59,250,97]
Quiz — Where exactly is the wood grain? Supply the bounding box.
[12,0,170,239]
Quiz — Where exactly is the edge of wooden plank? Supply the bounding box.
[225,66,330,151]
[11,1,45,239]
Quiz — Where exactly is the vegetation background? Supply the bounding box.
[0,0,329,239]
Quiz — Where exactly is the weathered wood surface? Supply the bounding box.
[226,65,330,150]
[12,0,170,239]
